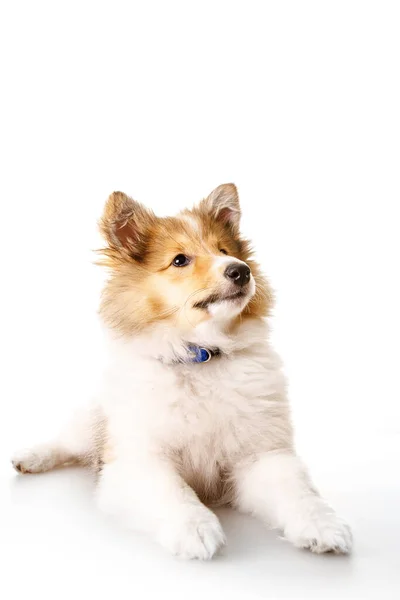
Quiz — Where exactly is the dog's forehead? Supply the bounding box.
[154,212,221,251]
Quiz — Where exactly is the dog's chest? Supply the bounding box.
[147,353,286,451]
[104,347,286,446]
[103,348,289,503]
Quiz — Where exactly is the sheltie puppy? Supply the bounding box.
[12,184,352,559]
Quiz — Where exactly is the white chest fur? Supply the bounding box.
[100,332,292,502]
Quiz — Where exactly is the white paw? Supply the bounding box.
[158,507,226,560]
[11,445,57,474]
[285,509,353,554]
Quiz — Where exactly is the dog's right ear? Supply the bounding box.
[99,191,155,259]
[200,183,241,233]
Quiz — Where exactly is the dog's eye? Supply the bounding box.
[172,254,191,267]
[219,249,228,255]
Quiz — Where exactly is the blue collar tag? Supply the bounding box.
[187,345,213,363]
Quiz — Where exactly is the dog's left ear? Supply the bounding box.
[200,183,241,231]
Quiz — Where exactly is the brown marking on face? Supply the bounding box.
[97,186,272,335]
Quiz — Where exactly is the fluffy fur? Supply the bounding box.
[12,183,352,559]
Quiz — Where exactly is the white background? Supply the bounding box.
[1,1,399,598]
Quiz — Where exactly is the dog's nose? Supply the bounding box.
[224,263,251,287]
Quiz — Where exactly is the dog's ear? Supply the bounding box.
[200,183,241,231]
[99,191,155,259]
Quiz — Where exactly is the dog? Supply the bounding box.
[12,184,352,559]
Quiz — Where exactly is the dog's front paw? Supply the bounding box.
[158,507,226,560]
[285,509,352,554]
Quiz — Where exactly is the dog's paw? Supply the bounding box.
[285,510,352,554]
[11,445,58,474]
[158,507,226,560]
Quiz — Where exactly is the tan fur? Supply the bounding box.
[97,186,272,336]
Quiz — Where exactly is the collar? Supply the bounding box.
[183,344,221,364]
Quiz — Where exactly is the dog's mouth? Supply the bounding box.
[193,290,247,310]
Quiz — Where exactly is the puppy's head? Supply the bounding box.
[98,184,271,335]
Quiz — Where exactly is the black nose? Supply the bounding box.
[224,263,251,287]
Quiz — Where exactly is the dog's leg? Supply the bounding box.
[233,451,352,554]
[97,456,225,559]
[12,442,76,474]
[11,407,102,474]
